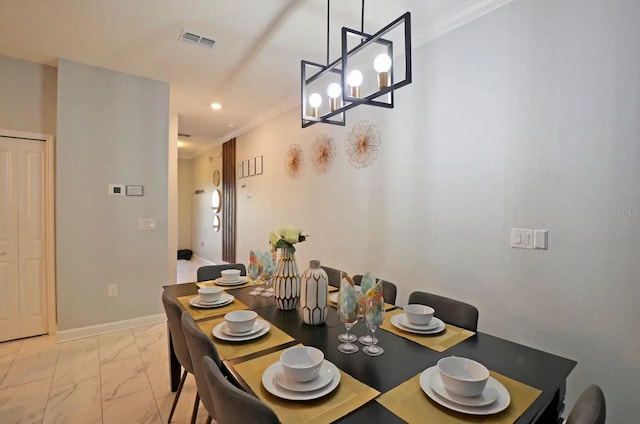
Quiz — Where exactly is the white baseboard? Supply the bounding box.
[193,255,216,265]
[56,313,166,343]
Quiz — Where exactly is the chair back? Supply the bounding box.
[197,264,247,282]
[320,265,342,288]
[181,312,221,419]
[161,290,193,373]
[566,385,606,424]
[407,291,479,331]
[352,274,398,305]
[202,356,280,424]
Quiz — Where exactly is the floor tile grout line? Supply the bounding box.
[41,341,61,424]
[133,327,165,422]
[0,339,24,388]
[98,334,105,423]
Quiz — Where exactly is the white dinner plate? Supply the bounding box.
[214,276,249,286]
[390,314,445,334]
[420,366,510,415]
[221,320,267,337]
[212,320,270,342]
[262,360,341,400]
[189,294,235,309]
[429,369,498,407]
[273,360,335,392]
[398,313,442,331]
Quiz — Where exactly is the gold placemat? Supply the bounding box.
[197,316,295,360]
[328,285,339,293]
[196,280,252,290]
[377,370,541,424]
[379,309,475,352]
[177,294,249,320]
[232,347,380,424]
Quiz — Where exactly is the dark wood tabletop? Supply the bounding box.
[163,282,576,423]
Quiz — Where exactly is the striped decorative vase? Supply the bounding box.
[300,260,329,325]
[274,247,300,310]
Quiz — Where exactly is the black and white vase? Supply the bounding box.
[300,260,329,325]
[274,247,300,310]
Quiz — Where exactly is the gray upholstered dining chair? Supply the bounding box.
[320,265,342,288]
[161,290,199,422]
[181,312,222,424]
[407,291,479,332]
[566,385,606,424]
[352,274,398,305]
[202,356,280,424]
[197,263,247,282]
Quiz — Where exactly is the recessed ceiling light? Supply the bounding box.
[177,140,185,147]
[210,102,222,110]
[228,123,235,128]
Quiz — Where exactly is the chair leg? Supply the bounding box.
[190,392,200,424]
[205,416,212,424]
[168,370,188,422]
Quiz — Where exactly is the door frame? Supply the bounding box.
[0,128,56,336]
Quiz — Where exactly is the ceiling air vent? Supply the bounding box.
[178,132,191,138]
[179,29,216,49]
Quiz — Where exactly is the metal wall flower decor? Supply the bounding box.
[310,134,336,174]
[345,120,381,168]
[284,144,303,178]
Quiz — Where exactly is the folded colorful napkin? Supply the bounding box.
[338,273,358,315]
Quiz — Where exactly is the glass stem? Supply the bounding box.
[371,327,377,350]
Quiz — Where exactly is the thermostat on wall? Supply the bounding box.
[108,184,125,196]
[126,185,144,196]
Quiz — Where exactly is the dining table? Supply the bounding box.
[163,281,576,424]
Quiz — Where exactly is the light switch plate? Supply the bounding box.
[511,228,534,249]
[138,218,157,230]
[534,230,548,249]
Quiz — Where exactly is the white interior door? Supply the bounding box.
[0,137,47,342]
[0,138,20,341]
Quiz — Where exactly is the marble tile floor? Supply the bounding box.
[0,323,210,424]
[177,256,213,284]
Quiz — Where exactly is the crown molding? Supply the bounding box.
[416,0,518,47]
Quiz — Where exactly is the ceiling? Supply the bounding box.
[0,0,510,158]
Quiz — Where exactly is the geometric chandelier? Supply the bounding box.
[301,0,412,128]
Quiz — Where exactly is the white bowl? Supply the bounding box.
[224,310,257,333]
[198,286,222,303]
[221,269,241,281]
[437,356,489,397]
[280,346,324,383]
[403,304,435,326]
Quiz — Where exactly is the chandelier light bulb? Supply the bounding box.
[309,92,322,117]
[374,54,392,89]
[326,83,342,112]
[347,70,364,97]
[347,70,363,87]
[309,93,322,107]
[326,83,342,98]
[373,54,392,72]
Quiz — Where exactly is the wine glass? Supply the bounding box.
[362,297,385,356]
[337,293,359,354]
[260,266,275,297]
[247,262,264,296]
[357,288,377,346]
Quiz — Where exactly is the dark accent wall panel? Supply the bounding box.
[222,138,236,263]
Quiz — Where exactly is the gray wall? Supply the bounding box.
[0,55,57,135]
[228,0,639,421]
[56,59,170,330]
